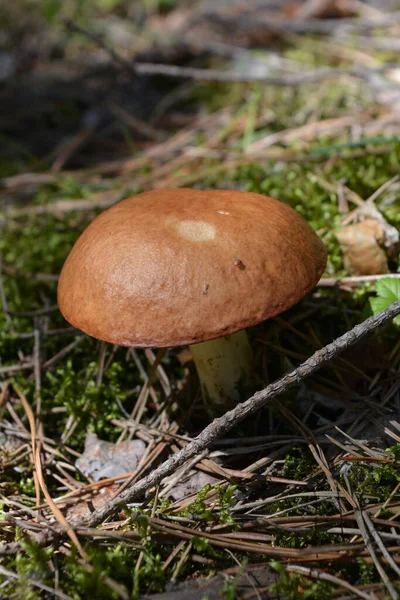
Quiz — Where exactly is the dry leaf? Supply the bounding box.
[76,431,146,481]
[336,204,399,275]
[336,219,390,275]
[168,471,219,501]
[66,484,119,525]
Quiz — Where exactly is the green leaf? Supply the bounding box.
[370,277,400,326]
[375,277,400,301]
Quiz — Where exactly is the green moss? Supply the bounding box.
[1,537,169,600]
[63,545,133,600]
[342,445,400,504]
[282,447,316,481]
[179,484,214,522]
[0,538,54,600]
[275,529,345,550]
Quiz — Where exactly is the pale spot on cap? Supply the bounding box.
[172,219,216,242]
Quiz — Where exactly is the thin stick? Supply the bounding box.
[87,300,400,527]
[318,274,400,287]
[354,508,398,600]
[365,174,400,204]
[285,565,375,600]
[96,342,107,387]
[15,386,88,560]
[363,510,400,577]
[133,62,390,85]
[60,17,136,78]
[209,10,400,34]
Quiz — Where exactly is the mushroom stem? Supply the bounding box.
[189,330,253,408]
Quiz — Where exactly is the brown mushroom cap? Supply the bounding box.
[58,188,326,347]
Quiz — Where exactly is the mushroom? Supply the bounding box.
[58,188,326,410]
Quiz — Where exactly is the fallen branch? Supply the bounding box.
[60,17,137,79]
[1,190,122,218]
[208,10,400,35]
[133,62,390,85]
[87,299,400,527]
[318,274,400,288]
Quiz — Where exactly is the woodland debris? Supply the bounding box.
[336,219,391,275]
[75,432,146,481]
[138,563,280,600]
[336,203,399,275]
[167,471,218,501]
[66,485,120,525]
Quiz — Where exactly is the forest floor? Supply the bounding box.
[2,1,400,598]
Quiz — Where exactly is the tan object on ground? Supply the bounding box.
[336,201,399,276]
[336,219,390,275]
